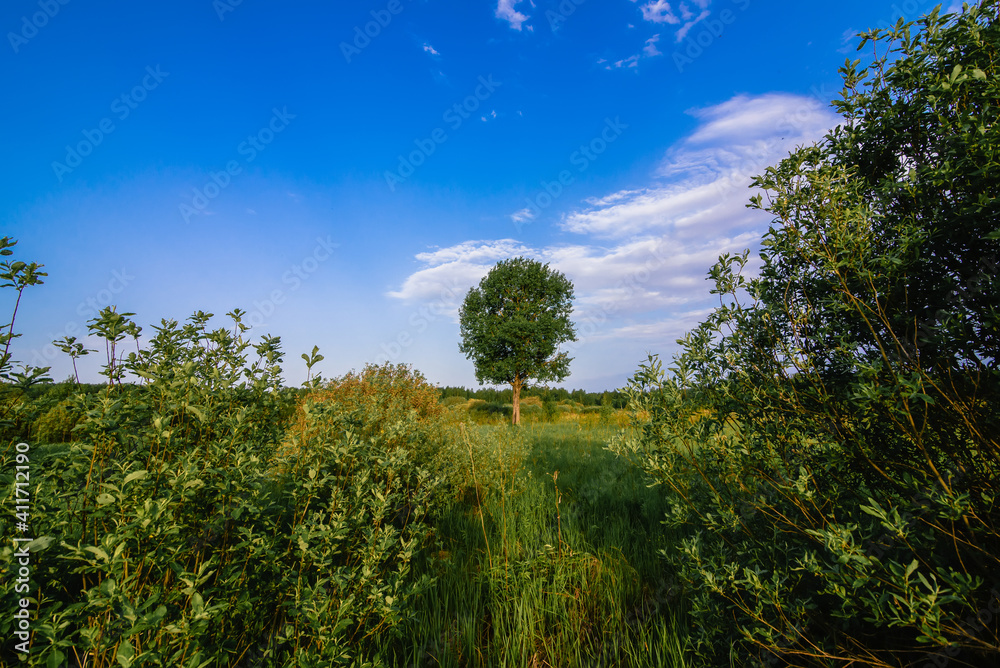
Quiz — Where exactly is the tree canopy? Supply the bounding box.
[458,257,576,424]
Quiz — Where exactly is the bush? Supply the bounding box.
[296,362,447,468]
[469,401,512,419]
[32,399,82,444]
[542,397,559,422]
[0,312,443,667]
[614,5,1000,666]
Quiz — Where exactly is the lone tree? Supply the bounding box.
[459,257,576,425]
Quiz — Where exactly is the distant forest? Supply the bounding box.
[438,385,628,408]
[23,380,629,409]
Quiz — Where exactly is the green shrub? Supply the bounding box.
[440,395,467,408]
[32,399,82,444]
[469,401,512,419]
[542,397,559,422]
[614,5,1000,666]
[0,311,444,667]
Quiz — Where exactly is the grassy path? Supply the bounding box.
[385,423,689,667]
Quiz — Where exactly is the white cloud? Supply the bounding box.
[637,0,681,24]
[685,93,833,144]
[632,0,713,43]
[563,93,838,239]
[611,54,641,69]
[496,0,531,30]
[674,9,709,41]
[423,43,440,55]
[387,239,533,304]
[643,34,662,57]
[510,207,536,224]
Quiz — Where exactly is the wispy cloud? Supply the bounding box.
[606,34,663,70]
[611,54,641,69]
[643,34,662,56]
[423,43,440,56]
[636,0,681,24]
[511,207,536,224]
[564,93,839,238]
[387,239,532,303]
[496,0,532,31]
[674,8,710,41]
[633,0,713,42]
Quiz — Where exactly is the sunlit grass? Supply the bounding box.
[383,422,688,667]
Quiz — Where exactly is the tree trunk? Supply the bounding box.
[511,378,522,426]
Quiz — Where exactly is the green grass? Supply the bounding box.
[382,422,689,667]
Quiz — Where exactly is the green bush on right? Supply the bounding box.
[614,3,1000,666]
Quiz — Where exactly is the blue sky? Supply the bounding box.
[2,0,963,390]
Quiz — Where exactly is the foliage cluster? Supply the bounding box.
[0,306,446,667]
[614,4,1000,665]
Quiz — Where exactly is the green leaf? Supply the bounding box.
[25,535,56,552]
[123,470,148,485]
[185,405,206,422]
[85,546,110,561]
[96,493,115,506]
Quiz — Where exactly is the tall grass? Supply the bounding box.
[383,422,689,667]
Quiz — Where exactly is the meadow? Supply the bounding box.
[3,6,999,666]
[382,420,688,667]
